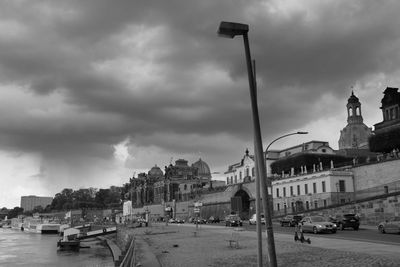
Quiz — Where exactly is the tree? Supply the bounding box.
[32,205,44,214]
[94,186,122,208]
[51,188,73,210]
[8,207,24,219]
[369,129,400,153]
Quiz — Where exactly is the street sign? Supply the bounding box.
[194,208,200,213]
[194,202,203,207]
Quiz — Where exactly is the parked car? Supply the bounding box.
[175,218,185,224]
[168,218,177,223]
[225,214,243,227]
[193,217,207,224]
[249,214,265,225]
[329,214,360,230]
[207,216,220,223]
[280,215,303,227]
[378,216,400,234]
[300,216,337,234]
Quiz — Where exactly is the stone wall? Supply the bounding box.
[116,225,134,252]
[296,193,400,226]
[353,158,400,198]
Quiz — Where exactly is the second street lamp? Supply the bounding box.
[265,131,309,198]
[218,21,277,267]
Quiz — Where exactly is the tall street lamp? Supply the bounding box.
[218,21,277,267]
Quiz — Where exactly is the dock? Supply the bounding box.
[77,226,117,240]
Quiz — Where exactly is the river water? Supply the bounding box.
[0,228,114,267]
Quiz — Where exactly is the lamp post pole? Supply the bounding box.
[252,59,263,267]
[218,21,277,267]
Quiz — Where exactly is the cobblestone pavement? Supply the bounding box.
[132,223,400,267]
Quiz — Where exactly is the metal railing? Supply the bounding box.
[119,237,136,267]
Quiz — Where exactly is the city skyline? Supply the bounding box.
[2,1,400,208]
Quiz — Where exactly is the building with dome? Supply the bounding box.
[192,158,211,184]
[338,91,374,158]
[128,158,214,208]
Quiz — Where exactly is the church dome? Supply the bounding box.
[148,165,163,177]
[192,158,211,178]
[348,91,359,104]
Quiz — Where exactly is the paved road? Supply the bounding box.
[192,221,400,246]
[264,223,400,246]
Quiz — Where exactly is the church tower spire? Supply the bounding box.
[339,91,372,150]
[346,91,363,124]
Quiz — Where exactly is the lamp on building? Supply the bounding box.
[218,21,277,267]
[336,182,340,205]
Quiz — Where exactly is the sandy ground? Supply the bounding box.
[130,223,400,267]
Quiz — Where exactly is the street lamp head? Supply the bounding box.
[217,21,249,38]
[296,131,308,135]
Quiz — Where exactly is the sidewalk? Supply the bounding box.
[132,223,400,267]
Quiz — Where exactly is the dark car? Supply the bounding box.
[207,216,220,223]
[193,217,207,224]
[225,215,243,227]
[175,218,185,224]
[329,214,360,230]
[280,215,303,227]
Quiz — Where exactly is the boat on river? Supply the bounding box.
[57,228,81,251]
[23,216,60,234]
[37,223,61,234]
[23,217,42,233]
[11,216,25,230]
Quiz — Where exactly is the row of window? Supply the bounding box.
[276,200,327,211]
[275,180,346,198]
[384,106,400,121]
[276,198,348,211]
[226,167,255,184]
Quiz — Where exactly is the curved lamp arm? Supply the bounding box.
[265,131,308,154]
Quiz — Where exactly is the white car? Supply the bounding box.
[249,214,265,225]
[378,217,400,234]
[300,216,337,234]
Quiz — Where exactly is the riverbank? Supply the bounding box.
[128,223,400,267]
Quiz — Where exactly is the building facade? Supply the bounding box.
[20,195,53,211]
[272,169,354,214]
[374,87,400,134]
[226,141,336,185]
[225,149,256,185]
[128,158,213,208]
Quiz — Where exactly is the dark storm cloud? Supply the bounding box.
[1,0,400,196]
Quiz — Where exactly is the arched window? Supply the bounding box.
[348,107,353,116]
[252,167,255,177]
[356,106,360,116]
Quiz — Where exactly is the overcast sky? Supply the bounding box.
[1,0,400,208]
